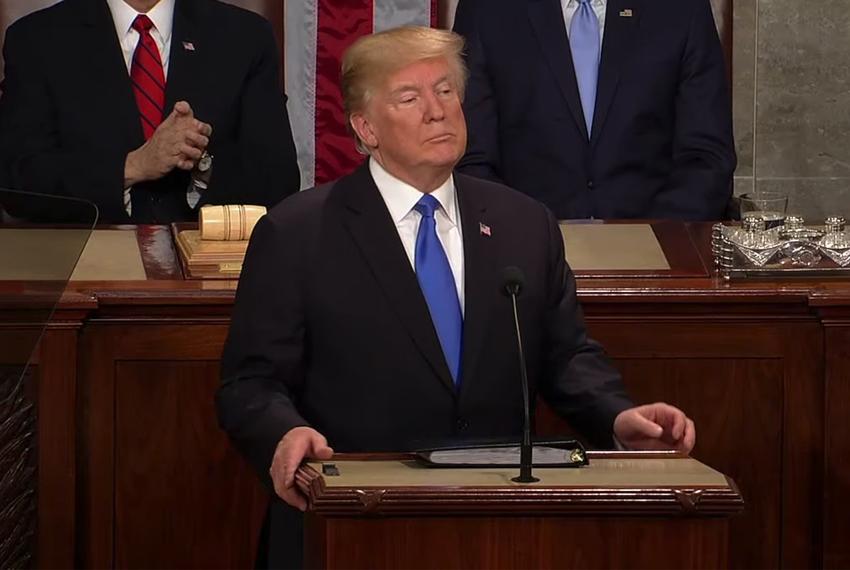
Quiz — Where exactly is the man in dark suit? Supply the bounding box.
[0,0,299,224]
[217,26,695,567]
[453,0,736,220]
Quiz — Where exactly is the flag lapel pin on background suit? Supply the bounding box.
[619,9,633,16]
[183,41,195,51]
[479,222,491,237]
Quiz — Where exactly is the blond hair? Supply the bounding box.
[341,26,468,151]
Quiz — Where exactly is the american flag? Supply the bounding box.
[479,222,491,237]
[286,1,457,189]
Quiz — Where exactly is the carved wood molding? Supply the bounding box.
[297,457,744,518]
[0,368,36,570]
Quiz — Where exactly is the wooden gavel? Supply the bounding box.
[199,205,267,241]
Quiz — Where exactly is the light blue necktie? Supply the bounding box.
[414,194,463,384]
[569,0,600,136]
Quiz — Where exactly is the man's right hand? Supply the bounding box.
[269,426,334,511]
[123,101,212,187]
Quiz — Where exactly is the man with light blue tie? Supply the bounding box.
[454,0,736,220]
[216,26,695,568]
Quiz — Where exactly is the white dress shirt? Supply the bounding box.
[369,158,465,313]
[562,0,607,43]
[106,0,174,78]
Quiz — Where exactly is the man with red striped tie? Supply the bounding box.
[0,0,300,223]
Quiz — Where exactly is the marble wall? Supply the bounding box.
[734,0,850,221]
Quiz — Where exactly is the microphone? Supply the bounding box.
[501,266,538,483]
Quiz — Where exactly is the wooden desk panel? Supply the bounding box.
[311,516,730,570]
[813,297,850,570]
[78,322,267,569]
[113,361,267,569]
[538,317,824,570]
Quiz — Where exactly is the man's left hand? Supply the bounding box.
[613,403,696,454]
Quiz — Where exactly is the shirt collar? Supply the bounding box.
[563,0,606,9]
[369,158,458,227]
[106,0,175,43]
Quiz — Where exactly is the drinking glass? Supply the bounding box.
[739,192,789,229]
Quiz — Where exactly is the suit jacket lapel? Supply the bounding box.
[164,0,203,114]
[79,0,143,150]
[528,0,589,141]
[590,0,642,144]
[455,176,497,399]
[340,164,457,394]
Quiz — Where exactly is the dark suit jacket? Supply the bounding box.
[216,162,632,567]
[0,0,299,224]
[454,0,736,221]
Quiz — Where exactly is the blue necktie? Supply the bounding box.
[414,194,463,384]
[569,0,600,136]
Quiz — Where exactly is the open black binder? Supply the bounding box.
[415,438,588,469]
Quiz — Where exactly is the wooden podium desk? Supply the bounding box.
[2,222,848,569]
[297,452,743,570]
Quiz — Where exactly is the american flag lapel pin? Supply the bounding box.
[619,9,633,16]
[479,222,491,237]
[182,41,196,51]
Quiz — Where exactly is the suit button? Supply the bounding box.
[456,418,470,431]
[587,180,595,189]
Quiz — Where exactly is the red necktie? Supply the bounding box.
[130,15,166,140]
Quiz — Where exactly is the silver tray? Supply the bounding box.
[712,222,850,280]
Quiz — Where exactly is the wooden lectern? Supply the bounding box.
[297,452,743,570]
